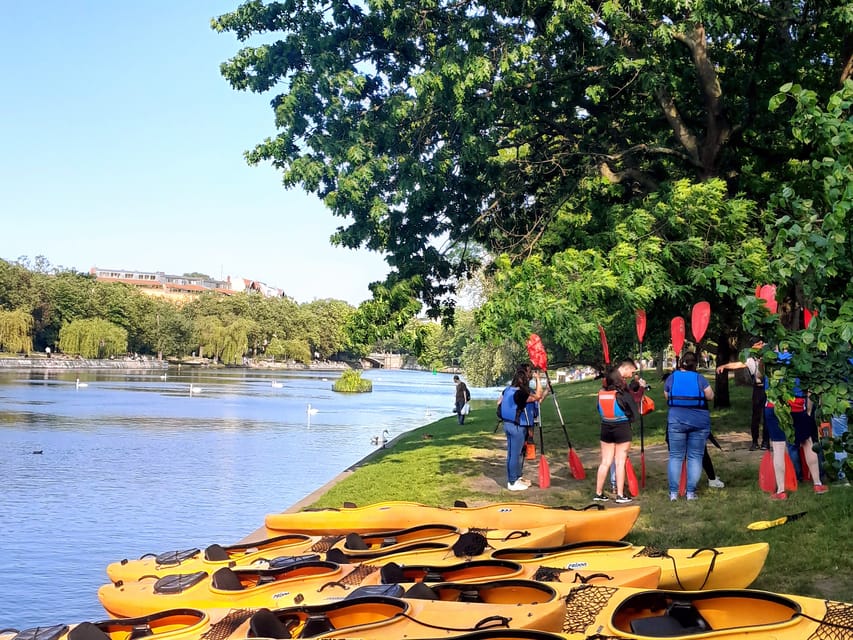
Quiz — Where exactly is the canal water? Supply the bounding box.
[0,367,495,629]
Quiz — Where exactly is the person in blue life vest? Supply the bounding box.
[665,351,714,501]
[497,364,547,491]
[594,363,639,503]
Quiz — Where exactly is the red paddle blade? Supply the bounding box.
[759,450,774,492]
[626,457,639,497]
[678,461,687,497]
[568,448,586,480]
[538,455,551,489]
[598,325,611,365]
[670,317,686,356]
[691,301,711,343]
[804,308,817,328]
[526,334,548,370]
[758,284,778,314]
[784,451,798,492]
[635,309,647,344]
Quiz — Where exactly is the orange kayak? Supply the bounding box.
[262,501,639,543]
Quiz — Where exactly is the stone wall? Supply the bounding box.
[0,357,167,370]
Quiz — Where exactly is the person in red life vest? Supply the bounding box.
[664,351,714,501]
[788,376,828,493]
[594,363,639,503]
[497,364,547,491]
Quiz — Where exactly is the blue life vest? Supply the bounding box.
[598,389,628,423]
[500,387,532,426]
[667,370,708,409]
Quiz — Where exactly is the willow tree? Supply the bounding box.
[58,318,128,358]
[0,309,34,354]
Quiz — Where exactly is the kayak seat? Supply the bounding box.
[459,588,482,603]
[344,585,405,600]
[248,608,291,639]
[630,602,710,637]
[68,623,110,640]
[380,562,405,584]
[211,567,245,591]
[204,544,230,561]
[380,536,397,547]
[404,582,439,600]
[344,533,370,550]
[298,615,334,637]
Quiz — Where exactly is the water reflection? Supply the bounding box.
[0,367,495,629]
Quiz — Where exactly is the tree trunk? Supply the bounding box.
[713,329,732,408]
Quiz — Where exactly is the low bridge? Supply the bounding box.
[362,352,404,369]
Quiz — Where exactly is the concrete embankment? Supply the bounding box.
[0,357,167,370]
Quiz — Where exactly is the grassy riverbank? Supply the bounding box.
[304,376,852,602]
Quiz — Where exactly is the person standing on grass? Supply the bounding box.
[453,375,471,425]
[594,363,638,504]
[498,365,546,491]
[717,336,769,451]
[665,351,714,501]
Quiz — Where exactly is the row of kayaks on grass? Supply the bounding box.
[10,500,852,640]
[7,584,853,640]
[98,539,770,616]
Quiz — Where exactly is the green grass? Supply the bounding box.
[309,375,852,603]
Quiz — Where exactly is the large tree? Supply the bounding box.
[212,0,849,335]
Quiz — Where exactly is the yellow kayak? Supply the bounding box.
[491,540,769,590]
[107,524,460,583]
[0,609,210,640]
[557,584,853,639]
[262,501,639,544]
[201,579,569,638]
[98,552,660,618]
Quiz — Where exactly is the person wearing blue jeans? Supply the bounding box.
[665,352,714,500]
[498,365,546,491]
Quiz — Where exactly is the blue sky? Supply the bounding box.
[0,1,390,305]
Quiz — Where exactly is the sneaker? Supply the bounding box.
[686,492,698,501]
[614,495,633,504]
[770,492,787,500]
[760,442,770,450]
[669,492,678,501]
[708,478,725,489]
[517,477,532,487]
[749,442,760,451]
[813,484,829,494]
[592,493,609,502]
[507,480,528,491]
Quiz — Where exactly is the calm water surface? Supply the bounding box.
[0,367,494,629]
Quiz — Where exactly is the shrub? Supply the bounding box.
[333,369,372,393]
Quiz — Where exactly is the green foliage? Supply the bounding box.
[0,308,33,353]
[460,338,526,387]
[332,369,373,393]
[741,82,853,446]
[58,318,128,358]
[213,0,845,332]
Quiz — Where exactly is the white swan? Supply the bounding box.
[159,372,168,380]
[371,429,391,447]
[307,403,319,426]
[271,380,283,389]
[75,378,88,389]
[189,383,203,394]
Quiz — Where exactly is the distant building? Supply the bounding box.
[90,267,286,302]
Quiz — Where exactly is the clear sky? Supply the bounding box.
[0,1,390,305]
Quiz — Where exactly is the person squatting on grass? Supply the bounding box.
[498,365,547,491]
[665,351,715,501]
[595,361,639,503]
